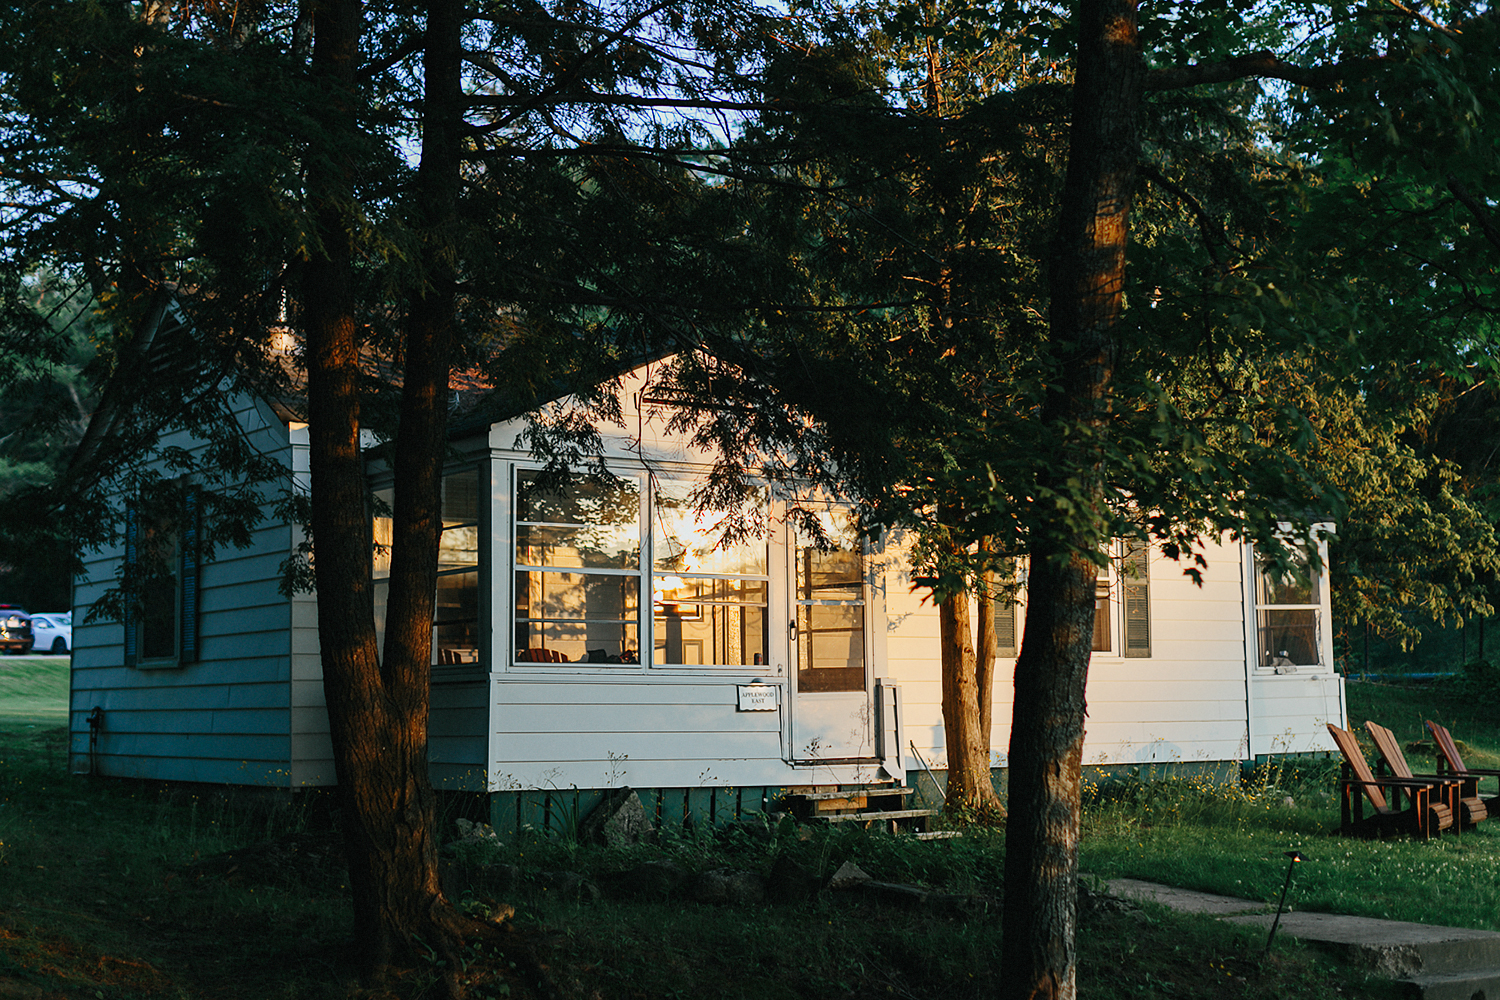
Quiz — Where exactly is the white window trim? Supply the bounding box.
[1245,527,1335,676]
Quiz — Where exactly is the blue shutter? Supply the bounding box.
[180,488,200,663]
[123,505,138,668]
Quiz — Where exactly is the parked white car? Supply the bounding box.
[31,613,71,654]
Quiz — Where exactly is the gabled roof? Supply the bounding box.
[71,287,673,477]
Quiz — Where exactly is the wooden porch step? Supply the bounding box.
[823,808,939,824]
[782,784,933,832]
[790,786,916,815]
[795,786,910,802]
[783,779,896,796]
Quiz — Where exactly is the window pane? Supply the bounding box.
[436,570,479,624]
[796,548,862,601]
[442,468,479,524]
[654,576,767,607]
[437,524,479,571]
[1256,550,1318,606]
[516,523,638,569]
[139,518,179,660]
[517,471,640,527]
[373,487,394,579]
[795,511,863,599]
[1258,609,1320,666]
[655,602,766,666]
[516,570,640,621]
[1092,580,1111,652]
[436,620,481,662]
[141,574,178,660]
[514,621,640,664]
[653,483,767,576]
[797,604,865,671]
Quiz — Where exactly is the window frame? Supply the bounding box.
[791,506,869,694]
[123,486,200,670]
[509,466,646,669]
[371,463,489,668]
[649,476,772,670]
[1249,534,1329,672]
[504,465,800,675]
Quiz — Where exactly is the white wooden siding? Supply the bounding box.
[879,534,1333,770]
[487,678,888,791]
[1249,673,1343,756]
[76,357,1346,794]
[286,423,335,786]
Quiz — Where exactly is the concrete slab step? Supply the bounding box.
[1105,877,1500,999]
[1106,878,1266,916]
[1397,967,1500,1000]
[1223,912,1500,978]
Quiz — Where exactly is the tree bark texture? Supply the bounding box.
[938,587,1001,812]
[976,558,998,742]
[1000,2,1141,998]
[303,1,480,986]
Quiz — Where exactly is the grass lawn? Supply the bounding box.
[5,664,1492,998]
[0,654,69,726]
[1079,673,1500,932]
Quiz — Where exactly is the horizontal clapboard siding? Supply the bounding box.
[285,426,334,787]
[489,679,792,791]
[1250,673,1343,756]
[885,534,1261,770]
[431,678,488,791]
[70,395,303,787]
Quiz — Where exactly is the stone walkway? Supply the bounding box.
[1106,878,1500,1000]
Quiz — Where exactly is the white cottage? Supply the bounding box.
[70,356,1346,830]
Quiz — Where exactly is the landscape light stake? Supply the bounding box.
[1263,850,1306,956]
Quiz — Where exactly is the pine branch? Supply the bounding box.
[1146,51,1385,91]
[1448,175,1500,255]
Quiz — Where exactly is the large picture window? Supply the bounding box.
[513,471,641,664]
[1255,544,1322,668]
[652,481,768,667]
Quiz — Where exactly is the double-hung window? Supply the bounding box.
[124,487,201,667]
[1091,539,1151,658]
[1254,544,1322,668]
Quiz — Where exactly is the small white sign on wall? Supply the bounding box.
[737,684,778,712]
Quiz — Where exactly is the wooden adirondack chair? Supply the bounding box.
[1426,720,1500,820]
[1364,720,1481,828]
[1326,723,1454,839]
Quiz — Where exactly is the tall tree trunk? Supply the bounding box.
[301,0,387,967]
[938,585,1001,812]
[303,2,490,989]
[1000,1,1141,997]
[976,560,998,742]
